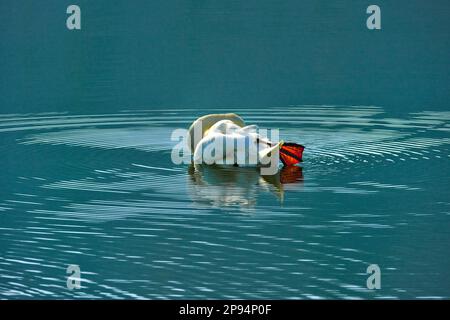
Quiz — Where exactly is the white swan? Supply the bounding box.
[187,113,304,170]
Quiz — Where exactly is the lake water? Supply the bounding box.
[0,1,449,299]
[1,106,449,299]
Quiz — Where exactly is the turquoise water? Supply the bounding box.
[1,106,449,299]
[1,1,449,299]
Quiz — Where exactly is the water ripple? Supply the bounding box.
[1,106,449,299]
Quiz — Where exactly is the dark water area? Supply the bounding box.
[1,1,449,113]
[0,1,449,299]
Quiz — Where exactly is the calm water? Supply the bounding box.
[1,1,449,299]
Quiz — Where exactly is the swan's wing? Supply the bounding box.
[209,120,241,135]
[237,124,258,134]
[194,133,236,165]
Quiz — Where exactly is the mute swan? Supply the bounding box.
[188,113,304,170]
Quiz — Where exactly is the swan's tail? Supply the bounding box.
[279,142,304,166]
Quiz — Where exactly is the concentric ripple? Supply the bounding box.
[0,106,449,299]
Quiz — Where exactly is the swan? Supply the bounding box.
[187,113,304,171]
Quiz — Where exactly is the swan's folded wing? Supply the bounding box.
[237,124,258,134]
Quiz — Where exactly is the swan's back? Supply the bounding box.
[187,113,245,152]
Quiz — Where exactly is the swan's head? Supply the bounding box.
[187,113,245,152]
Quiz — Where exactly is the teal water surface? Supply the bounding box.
[1,106,449,299]
[0,0,449,299]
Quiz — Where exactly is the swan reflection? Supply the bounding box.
[187,164,303,208]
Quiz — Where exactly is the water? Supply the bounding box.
[1,1,449,299]
[0,106,449,299]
